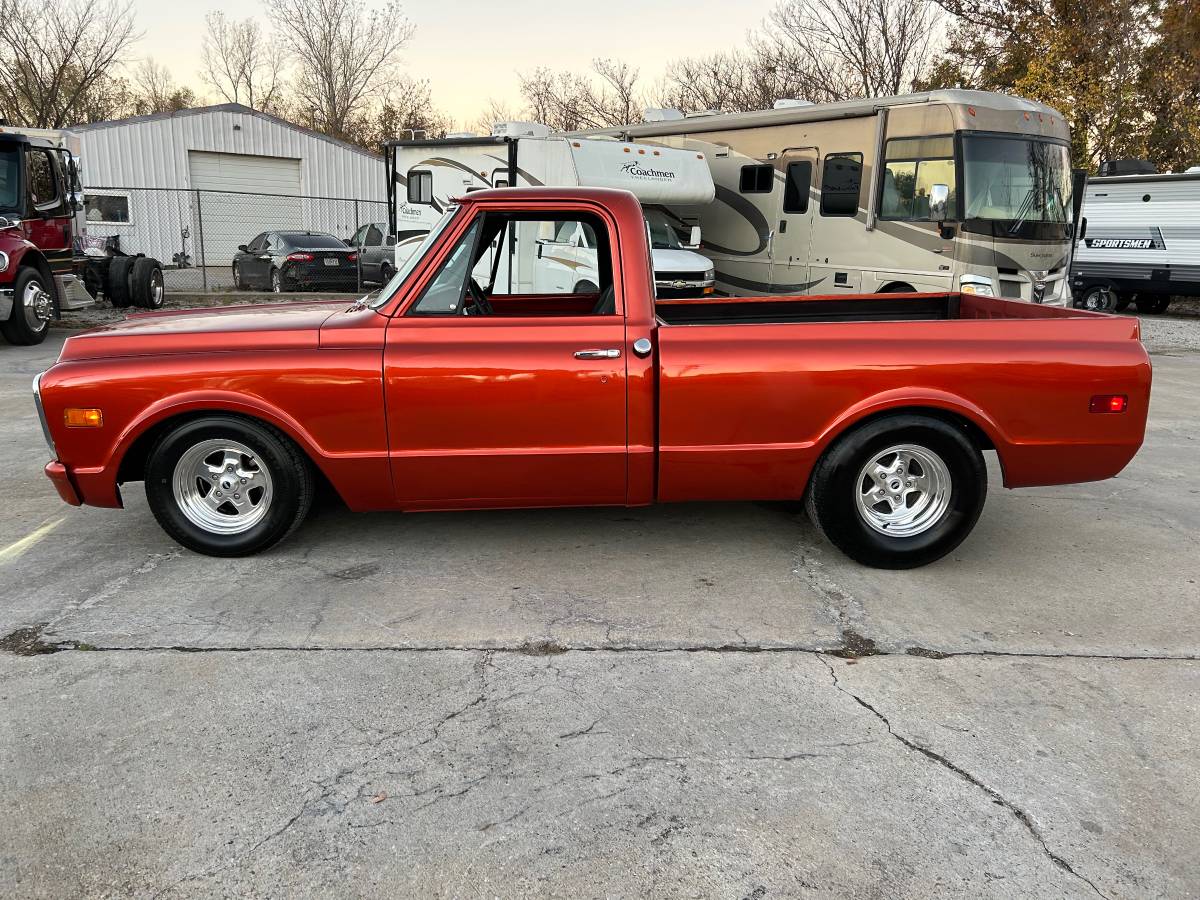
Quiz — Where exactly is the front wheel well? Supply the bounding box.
[116,410,343,503]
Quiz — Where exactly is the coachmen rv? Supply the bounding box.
[583,90,1076,304]
[384,126,716,297]
[1071,170,1200,314]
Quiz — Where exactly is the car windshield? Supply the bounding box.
[644,210,683,250]
[0,146,21,213]
[279,233,345,249]
[962,136,1071,225]
[369,205,460,309]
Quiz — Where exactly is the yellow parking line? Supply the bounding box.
[0,517,66,565]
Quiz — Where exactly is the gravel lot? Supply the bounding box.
[3,305,1199,897]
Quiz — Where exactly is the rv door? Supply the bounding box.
[770,147,818,293]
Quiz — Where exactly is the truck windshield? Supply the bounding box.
[962,136,1071,226]
[0,146,20,213]
[369,205,460,309]
[644,210,684,250]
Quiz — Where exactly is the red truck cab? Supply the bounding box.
[35,187,1151,568]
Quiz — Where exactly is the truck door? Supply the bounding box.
[769,148,818,293]
[22,146,73,278]
[383,207,628,507]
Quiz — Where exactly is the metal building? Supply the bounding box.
[73,104,386,267]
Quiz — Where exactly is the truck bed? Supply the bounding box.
[654,291,1088,325]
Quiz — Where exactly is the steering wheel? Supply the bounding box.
[466,278,493,316]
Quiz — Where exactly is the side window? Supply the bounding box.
[349,225,367,245]
[783,161,812,214]
[411,218,482,315]
[879,136,956,221]
[247,233,266,253]
[408,171,433,204]
[739,164,773,193]
[820,152,863,217]
[28,149,59,208]
[365,225,384,246]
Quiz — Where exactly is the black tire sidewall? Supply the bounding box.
[131,258,164,309]
[809,417,987,569]
[144,417,311,557]
[0,267,51,345]
[108,257,135,307]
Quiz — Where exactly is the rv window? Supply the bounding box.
[820,153,863,217]
[739,164,774,193]
[408,170,433,204]
[880,136,956,220]
[783,161,812,213]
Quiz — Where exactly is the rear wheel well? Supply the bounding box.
[824,406,995,458]
[116,410,343,504]
[878,281,917,294]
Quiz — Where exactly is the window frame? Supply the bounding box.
[877,134,957,222]
[782,160,813,214]
[819,151,864,218]
[407,170,433,205]
[739,164,774,194]
[83,192,132,225]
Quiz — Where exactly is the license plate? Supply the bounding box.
[323,257,339,267]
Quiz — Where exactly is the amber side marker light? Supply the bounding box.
[64,408,103,428]
[1089,395,1128,414]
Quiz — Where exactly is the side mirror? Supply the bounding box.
[928,183,950,223]
[686,225,702,249]
[1077,217,1088,243]
[237,244,248,252]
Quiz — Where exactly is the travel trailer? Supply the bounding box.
[384,125,716,297]
[583,90,1076,304]
[1071,170,1200,314]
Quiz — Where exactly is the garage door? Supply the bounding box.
[188,151,303,265]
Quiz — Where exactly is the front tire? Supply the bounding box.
[145,416,314,557]
[805,415,987,569]
[0,267,53,345]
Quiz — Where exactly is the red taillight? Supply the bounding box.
[347,253,358,262]
[286,253,313,262]
[1089,394,1128,414]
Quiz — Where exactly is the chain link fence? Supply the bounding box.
[82,186,390,294]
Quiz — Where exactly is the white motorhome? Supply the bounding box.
[1071,170,1200,314]
[583,90,1077,305]
[384,125,716,297]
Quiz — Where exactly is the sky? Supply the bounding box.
[131,0,777,128]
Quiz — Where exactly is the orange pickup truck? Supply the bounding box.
[35,187,1151,568]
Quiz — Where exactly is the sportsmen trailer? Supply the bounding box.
[583,90,1077,304]
[384,126,716,297]
[1071,171,1200,314]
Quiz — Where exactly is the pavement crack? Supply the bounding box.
[820,656,1111,900]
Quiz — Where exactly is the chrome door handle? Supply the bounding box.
[574,348,621,359]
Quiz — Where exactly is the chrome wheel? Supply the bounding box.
[1082,287,1115,312]
[22,278,52,333]
[171,439,274,535]
[148,267,164,307]
[854,444,952,538]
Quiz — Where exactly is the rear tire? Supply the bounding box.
[107,256,136,308]
[0,267,53,345]
[1115,293,1134,312]
[805,415,987,569]
[1080,285,1117,312]
[144,416,314,557]
[1136,295,1171,314]
[131,257,164,309]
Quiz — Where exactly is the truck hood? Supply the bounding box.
[651,248,712,274]
[58,300,352,362]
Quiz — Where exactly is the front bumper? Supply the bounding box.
[44,461,82,506]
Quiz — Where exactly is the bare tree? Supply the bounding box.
[472,97,520,135]
[263,0,415,140]
[0,0,141,127]
[345,76,453,147]
[130,59,196,115]
[199,13,286,112]
[517,59,644,131]
[768,0,943,101]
